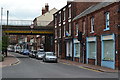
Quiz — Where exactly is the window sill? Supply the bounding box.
[102,60,114,62]
[104,28,110,31]
[90,31,94,33]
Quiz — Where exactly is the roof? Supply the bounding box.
[36,8,58,19]
[73,2,114,21]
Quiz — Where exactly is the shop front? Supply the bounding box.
[86,37,97,65]
[101,34,115,69]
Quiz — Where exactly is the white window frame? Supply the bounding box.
[104,12,110,31]
[91,17,94,33]
[59,12,61,23]
[76,24,79,36]
[63,8,66,21]
[68,7,71,19]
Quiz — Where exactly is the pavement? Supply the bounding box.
[59,59,118,73]
[1,52,118,73]
[0,52,20,68]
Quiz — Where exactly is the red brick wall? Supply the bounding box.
[75,3,119,67]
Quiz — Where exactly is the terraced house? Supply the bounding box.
[54,1,120,69]
[53,2,98,60]
[73,2,120,69]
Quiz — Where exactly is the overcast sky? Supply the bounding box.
[0,0,68,20]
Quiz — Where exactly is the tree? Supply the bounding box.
[2,35,9,57]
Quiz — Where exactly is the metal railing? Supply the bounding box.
[2,19,33,26]
[2,19,52,26]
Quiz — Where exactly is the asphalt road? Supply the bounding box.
[2,52,118,79]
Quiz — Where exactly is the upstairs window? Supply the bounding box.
[68,5,71,18]
[75,24,79,36]
[104,12,110,31]
[59,12,61,23]
[59,27,61,38]
[64,25,66,37]
[55,14,57,25]
[63,8,66,21]
[83,21,85,35]
[55,29,57,39]
[69,23,71,36]
[91,17,94,33]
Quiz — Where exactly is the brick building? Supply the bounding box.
[54,2,98,59]
[73,2,120,69]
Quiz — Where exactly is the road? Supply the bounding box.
[2,52,118,79]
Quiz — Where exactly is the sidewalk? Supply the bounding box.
[0,53,19,68]
[59,59,118,73]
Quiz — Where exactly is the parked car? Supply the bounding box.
[7,45,14,52]
[29,50,37,58]
[22,49,30,55]
[19,49,24,54]
[36,51,45,60]
[43,52,57,63]
[37,49,44,52]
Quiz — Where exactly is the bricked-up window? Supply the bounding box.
[68,4,71,18]
[64,25,66,37]
[59,27,61,38]
[69,22,71,35]
[76,24,79,36]
[105,12,110,30]
[82,21,85,35]
[91,17,94,33]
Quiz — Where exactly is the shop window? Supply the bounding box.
[75,43,80,57]
[103,40,114,61]
[88,42,96,59]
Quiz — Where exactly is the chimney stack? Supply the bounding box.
[42,7,46,15]
[42,3,49,15]
[45,3,49,12]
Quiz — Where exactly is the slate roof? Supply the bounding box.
[73,2,114,21]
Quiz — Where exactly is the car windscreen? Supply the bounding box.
[46,52,54,56]
[38,52,44,54]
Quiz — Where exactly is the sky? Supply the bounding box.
[0,0,68,20]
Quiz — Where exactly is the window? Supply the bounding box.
[69,23,71,35]
[64,25,66,37]
[88,42,96,59]
[91,17,94,33]
[68,7,71,18]
[63,9,66,21]
[83,21,85,35]
[76,24,79,36]
[59,12,61,23]
[55,29,57,39]
[59,27,61,38]
[75,43,80,57]
[103,40,114,61]
[55,16,57,25]
[104,12,110,30]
